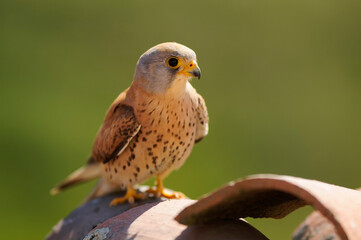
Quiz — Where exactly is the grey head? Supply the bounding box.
[133,42,201,94]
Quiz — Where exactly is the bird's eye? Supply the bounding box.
[166,57,181,69]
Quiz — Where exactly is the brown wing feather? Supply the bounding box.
[92,104,141,163]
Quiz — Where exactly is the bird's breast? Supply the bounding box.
[135,96,197,168]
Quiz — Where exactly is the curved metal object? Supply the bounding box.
[175,174,361,240]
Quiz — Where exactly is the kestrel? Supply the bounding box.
[51,42,209,205]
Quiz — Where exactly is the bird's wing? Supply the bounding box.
[50,100,140,196]
[195,94,209,143]
[92,103,141,163]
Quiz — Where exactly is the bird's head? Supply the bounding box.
[133,42,201,94]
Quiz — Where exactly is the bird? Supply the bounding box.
[51,42,209,205]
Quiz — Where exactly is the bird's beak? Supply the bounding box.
[191,66,201,79]
[179,60,201,79]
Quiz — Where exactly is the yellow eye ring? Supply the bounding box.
[166,57,181,69]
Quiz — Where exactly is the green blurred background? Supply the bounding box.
[1,0,361,239]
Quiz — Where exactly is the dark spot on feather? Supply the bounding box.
[148,109,155,115]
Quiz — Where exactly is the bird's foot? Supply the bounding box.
[110,187,145,206]
[161,190,187,199]
[146,187,187,199]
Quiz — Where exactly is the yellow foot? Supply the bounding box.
[109,187,145,206]
[146,187,187,199]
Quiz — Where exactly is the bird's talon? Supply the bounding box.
[109,188,145,206]
[162,191,187,199]
[146,187,186,199]
[175,192,187,199]
[146,187,160,197]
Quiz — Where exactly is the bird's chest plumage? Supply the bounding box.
[103,93,198,187]
[136,95,198,170]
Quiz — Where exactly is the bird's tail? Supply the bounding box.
[50,158,102,196]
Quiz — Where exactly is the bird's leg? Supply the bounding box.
[146,175,187,199]
[109,185,145,206]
